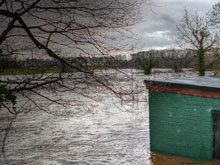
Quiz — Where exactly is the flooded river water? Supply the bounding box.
[1,70,220,165]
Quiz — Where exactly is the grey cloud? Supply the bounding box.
[143,36,173,47]
[135,12,177,35]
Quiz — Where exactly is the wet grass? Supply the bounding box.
[0,67,63,75]
[0,66,115,75]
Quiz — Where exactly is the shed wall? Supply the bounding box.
[149,91,220,161]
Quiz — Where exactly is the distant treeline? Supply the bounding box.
[0,49,197,70]
[130,49,197,69]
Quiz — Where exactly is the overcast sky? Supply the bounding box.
[133,0,220,51]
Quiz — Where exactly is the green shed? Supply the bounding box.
[145,76,220,161]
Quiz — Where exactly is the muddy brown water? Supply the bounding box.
[1,70,220,165]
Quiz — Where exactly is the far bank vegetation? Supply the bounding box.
[1,48,220,75]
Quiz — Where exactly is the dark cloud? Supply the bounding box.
[140,14,177,33]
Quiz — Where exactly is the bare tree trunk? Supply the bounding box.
[198,50,205,76]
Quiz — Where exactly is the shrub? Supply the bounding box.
[140,59,155,74]
[172,64,182,73]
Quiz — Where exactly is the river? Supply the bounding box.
[0,69,220,165]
